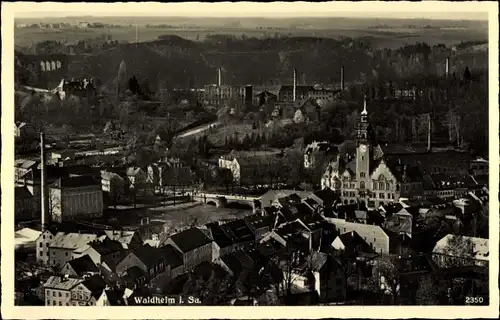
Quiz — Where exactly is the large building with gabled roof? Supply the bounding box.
[321,97,424,209]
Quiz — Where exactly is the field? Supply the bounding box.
[15,19,488,49]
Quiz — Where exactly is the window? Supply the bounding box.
[66,293,69,297]
[360,181,365,189]
[65,252,68,256]
[350,183,355,189]
[53,291,56,297]
[379,182,384,190]
[386,182,390,190]
[373,181,377,190]
[379,193,385,199]
[360,172,366,178]
[343,183,348,189]
[59,292,62,297]
[59,301,62,306]
[46,243,49,247]
[66,303,69,306]
[39,243,43,248]
[47,300,51,305]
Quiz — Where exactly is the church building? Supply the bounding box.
[321,97,424,209]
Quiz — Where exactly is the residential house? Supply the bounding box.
[36,229,56,264]
[71,237,126,278]
[49,176,104,223]
[259,189,313,209]
[301,251,347,303]
[163,227,218,271]
[70,275,108,306]
[204,222,238,256]
[331,230,377,259]
[44,276,82,306]
[116,244,182,290]
[383,207,414,238]
[47,232,98,267]
[60,255,100,278]
[223,218,255,248]
[244,214,275,243]
[103,230,142,249]
[15,186,37,221]
[15,159,38,183]
[325,218,390,254]
[215,249,255,278]
[432,234,489,268]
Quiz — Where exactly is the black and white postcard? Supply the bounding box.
[1,1,498,319]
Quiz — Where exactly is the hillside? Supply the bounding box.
[15,34,488,90]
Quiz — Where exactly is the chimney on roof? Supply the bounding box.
[40,132,49,231]
[445,57,450,78]
[340,66,345,91]
[218,68,222,86]
[293,68,297,102]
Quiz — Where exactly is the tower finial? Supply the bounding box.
[361,95,368,115]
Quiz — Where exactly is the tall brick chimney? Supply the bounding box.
[293,68,297,102]
[340,66,345,91]
[40,132,49,230]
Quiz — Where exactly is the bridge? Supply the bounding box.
[190,192,262,212]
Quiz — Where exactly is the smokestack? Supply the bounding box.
[40,132,49,231]
[340,66,345,91]
[293,68,297,102]
[427,113,432,152]
[218,68,222,86]
[445,57,450,78]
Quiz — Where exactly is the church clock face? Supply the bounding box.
[359,144,367,153]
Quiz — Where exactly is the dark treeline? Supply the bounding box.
[15,35,487,90]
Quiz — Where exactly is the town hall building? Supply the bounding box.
[321,97,424,209]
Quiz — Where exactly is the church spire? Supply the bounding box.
[361,95,368,115]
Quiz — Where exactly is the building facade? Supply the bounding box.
[321,99,423,208]
[49,176,104,223]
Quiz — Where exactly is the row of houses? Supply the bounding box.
[34,185,488,305]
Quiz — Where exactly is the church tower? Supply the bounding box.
[356,96,373,193]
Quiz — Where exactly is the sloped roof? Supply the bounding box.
[224,219,254,243]
[169,227,213,253]
[131,245,167,269]
[50,232,97,250]
[259,189,313,208]
[206,223,235,248]
[104,230,138,245]
[162,244,183,269]
[326,218,389,250]
[66,255,99,276]
[44,276,82,291]
[81,275,107,300]
[244,214,274,230]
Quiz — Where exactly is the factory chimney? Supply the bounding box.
[340,66,345,91]
[293,68,297,102]
[445,57,450,78]
[427,113,432,152]
[40,132,49,231]
[218,68,222,86]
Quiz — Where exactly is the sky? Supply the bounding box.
[10,2,491,20]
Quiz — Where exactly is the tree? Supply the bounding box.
[440,234,476,268]
[367,257,402,305]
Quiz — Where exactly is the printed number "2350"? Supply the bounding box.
[465,296,485,304]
